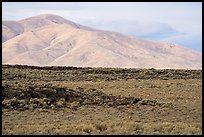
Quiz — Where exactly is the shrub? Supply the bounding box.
[95,124,107,132]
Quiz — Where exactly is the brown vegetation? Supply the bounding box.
[2,65,202,135]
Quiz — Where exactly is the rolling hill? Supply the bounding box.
[2,14,202,69]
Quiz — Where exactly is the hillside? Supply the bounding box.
[2,14,202,69]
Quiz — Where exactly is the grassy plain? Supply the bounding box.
[2,65,202,135]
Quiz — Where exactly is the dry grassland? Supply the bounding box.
[2,65,202,135]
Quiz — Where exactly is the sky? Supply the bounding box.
[2,2,202,52]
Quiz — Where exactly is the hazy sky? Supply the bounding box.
[2,2,202,52]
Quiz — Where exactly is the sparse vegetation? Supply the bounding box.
[2,65,202,135]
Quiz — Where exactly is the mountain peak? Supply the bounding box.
[32,13,62,18]
[18,14,82,32]
[20,13,66,23]
[2,14,202,69]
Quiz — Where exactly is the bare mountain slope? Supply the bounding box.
[2,21,24,42]
[2,14,202,69]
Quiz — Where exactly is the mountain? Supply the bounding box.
[2,14,202,69]
[2,21,24,42]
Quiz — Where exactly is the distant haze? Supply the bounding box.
[2,2,202,52]
[2,14,202,69]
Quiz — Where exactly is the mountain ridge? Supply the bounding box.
[2,14,202,69]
